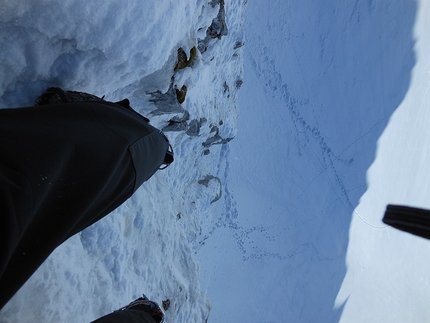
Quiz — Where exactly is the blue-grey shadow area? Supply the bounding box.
[219,0,417,322]
[0,24,108,108]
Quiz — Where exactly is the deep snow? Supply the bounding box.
[0,0,245,322]
[2,0,430,323]
[199,0,428,323]
[336,1,430,321]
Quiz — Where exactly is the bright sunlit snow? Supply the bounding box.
[1,0,430,322]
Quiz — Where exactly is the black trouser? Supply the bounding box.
[0,101,168,308]
[91,310,156,323]
[383,204,430,239]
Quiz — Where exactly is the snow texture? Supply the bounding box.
[0,0,244,322]
[199,1,430,323]
[2,0,430,323]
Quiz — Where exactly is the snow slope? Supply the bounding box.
[336,1,430,322]
[0,0,245,322]
[198,0,421,322]
[2,0,429,322]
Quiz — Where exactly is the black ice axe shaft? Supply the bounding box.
[383,204,430,240]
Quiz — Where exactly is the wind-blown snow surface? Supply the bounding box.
[0,0,245,322]
[198,1,428,323]
[336,2,430,322]
[2,1,430,323]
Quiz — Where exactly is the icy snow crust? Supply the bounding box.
[0,0,245,322]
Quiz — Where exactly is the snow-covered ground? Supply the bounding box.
[2,0,430,322]
[200,0,430,323]
[336,1,430,322]
[0,0,245,322]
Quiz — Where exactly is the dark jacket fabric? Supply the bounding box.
[0,100,169,309]
[383,204,430,240]
[91,310,156,323]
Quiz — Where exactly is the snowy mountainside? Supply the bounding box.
[0,0,245,322]
[199,1,419,322]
